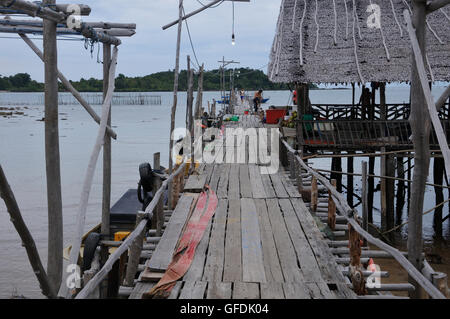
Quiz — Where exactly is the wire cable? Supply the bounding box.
[182,5,201,70]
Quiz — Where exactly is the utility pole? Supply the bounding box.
[218,57,239,113]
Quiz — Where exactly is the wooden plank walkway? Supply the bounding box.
[130,115,356,299]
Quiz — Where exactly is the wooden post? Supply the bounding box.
[311,176,318,212]
[168,0,184,210]
[432,272,449,298]
[347,152,354,207]
[362,161,369,234]
[43,0,63,293]
[396,157,406,226]
[0,165,56,298]
[408,0,431,299]
[102,43,112,239]
[154,153,164,236]
[123,212,146,287]
[328,179,337,231]
[368,156,375,223]
[295,153,303,192]
[331,156,343,193]
[186,57,195,175]
[195,64,204,120]
[433,157,444,238]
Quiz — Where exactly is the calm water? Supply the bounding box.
[0,87,448,298]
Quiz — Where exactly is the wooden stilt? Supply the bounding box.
[396,157,406,226]
[43,0,63,293]
[347,153,354,207]
[368,156,375,224]
[328,179,337,230]
[433,157,444,238]
[361,161,369,235]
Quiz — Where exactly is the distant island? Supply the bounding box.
[0,69,317,93]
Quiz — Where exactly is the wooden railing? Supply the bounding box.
[280,137,447,299]
[75,159,187,299]
[297,120,450,150]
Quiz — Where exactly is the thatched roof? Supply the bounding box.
[268,0,450,84]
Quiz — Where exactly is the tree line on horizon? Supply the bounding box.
[0,68,317,93]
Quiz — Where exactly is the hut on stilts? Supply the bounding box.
[269,0,450,298]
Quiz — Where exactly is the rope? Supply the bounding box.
[332,0,338,45]
[352,0,365,83]
[313,0,319,53]
[299,0,307,66]
[291,0,298,32]
[382,198,450,235]
[343,0,349,40]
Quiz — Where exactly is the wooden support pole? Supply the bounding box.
[311,176,318,212]
[60,46,119,298]
[405,4,430,299]
[0,165,56,299]
[43,0,63,293]
[102,43,112,239]
[328,179,337,231]
[348,219,367,296]
[433,157,444,238]
[396,157,406,226]
[295,152,303,192]
[347,152,354,207]
[168,0,184,210]
[195,64,204,120]
[368,156,375,223]
[123,212,146,287]
[186,56,195,175]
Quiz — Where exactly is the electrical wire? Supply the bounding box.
[182,5,201,70]
[195,0,225,9]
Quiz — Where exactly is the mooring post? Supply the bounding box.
[328,179,337,231]
[43,0,63,293]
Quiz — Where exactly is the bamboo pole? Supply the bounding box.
[168,0,184,210]
[59,46,119,298]
[0,165,56,299]
[43,0,63,293]
[19,34,117,139]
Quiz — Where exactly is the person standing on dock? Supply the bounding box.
[253,89,263,113]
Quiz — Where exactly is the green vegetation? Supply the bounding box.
[1,69,318,92]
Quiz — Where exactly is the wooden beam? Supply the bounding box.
[0,165,56,299]
[60,46,119,298]
[436,85,450,111]
[19,34,117,139]
[43,0,63,294]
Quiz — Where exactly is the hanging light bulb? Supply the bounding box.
[232,33,235,46]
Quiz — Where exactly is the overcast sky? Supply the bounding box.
[0,0,281,82]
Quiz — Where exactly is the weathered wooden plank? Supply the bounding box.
[254,199,284,283]
[241,198,266,283]
[167,281,183,299]
[269,173,289,198]
[282,282,311,299]
[290,198,356,299]
[266,199,304,283]
[223,200,242,282]
[208,165,222,193]
[261,172,276,198]
[217,164,231,199]
[280,171,302,198]
[228,164,240,200]
[206,282,232,299]
[260,282,285,299]
[248,164,267,199]
[128,282,155,299]
[232,282,260,299]
[179,281,207,299]
[183,220,212,281]
[278,199,324,283]
[148,195,194,272]
[203,199,228,282]
[305,282,336,299]
[184,174,207,193]
[239,165,253,198]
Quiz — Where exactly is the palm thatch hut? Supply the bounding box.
[268,0,450,84]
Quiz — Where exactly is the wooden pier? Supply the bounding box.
[127,115,358,299]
